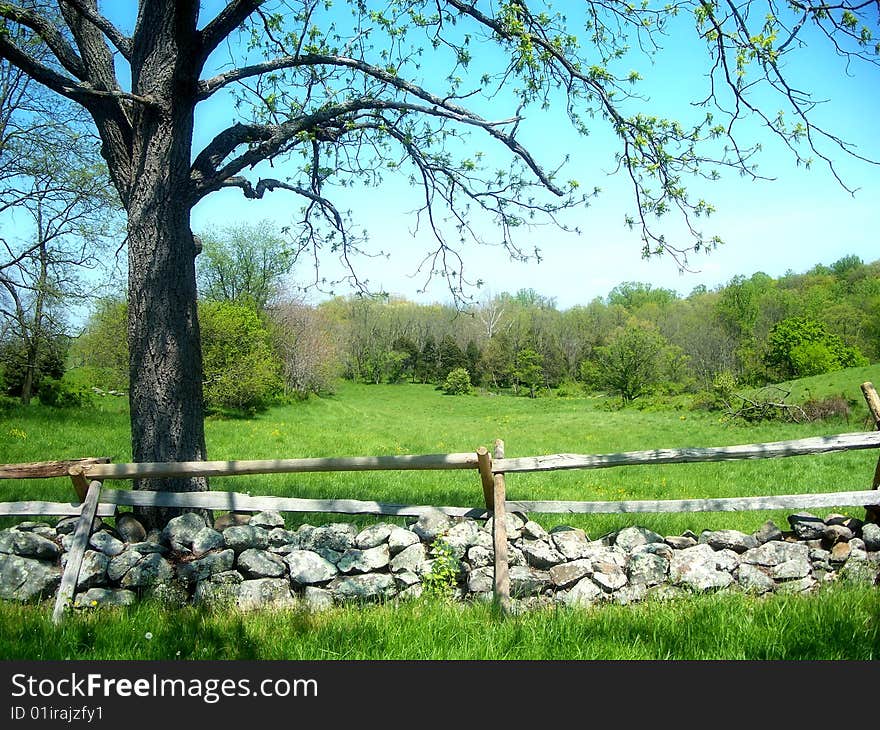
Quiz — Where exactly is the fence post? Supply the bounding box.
[52,479,103,625]
[492,439,511,614]
[860,381,880,523]
[476,447,494,510]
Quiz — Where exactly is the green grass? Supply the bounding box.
[1,365,879,660]
[0,587,877,660]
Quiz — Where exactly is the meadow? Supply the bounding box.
[1,364,879,659]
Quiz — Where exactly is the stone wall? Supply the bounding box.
[1,508,878,612]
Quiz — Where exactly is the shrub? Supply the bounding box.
[37,377,93,408]
[442,367,472,395]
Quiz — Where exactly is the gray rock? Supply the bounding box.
[388,527,420,555]
[736,563,775,593]
[119,553,174,590]
[237,548,286,578]
[0,530,61,560]
[670,544,735,591]
[114,514,147,544]
[175,549,236,584]
[632,542,674,560]
[613,583,649,605]
[128,540,167,554]
[76,550,109,590]
[191,527,226,556]
[301,523,358,553]
[509,565,551,597]
[484,513,526,541]
[193,575,242,608]
[394,571,421,588]
[521,539,565,569]
[237,578,296,611]
[390,543,427,574]
[614,526,664,552]
[740,540,809,567]
[700,529,758,554]
[753,520,783,544]
[664,535,698,550]
[268,527,299,549]
[521,521,549,541]
[0,554,62,602]
[338,544,391,574]
[73,587,137,608]
[329,573,397,602]
[55,516,102,535]
[355,523,395,549]
[507,545,526,567]
[410,509,455,542]
[285,550,338,586]
[466,545,492,569]
[627,552,669,586]
[467,566,493,593]
[861,523,880,552]
[714,549,741,573]
[549,559,593,588]
[849,538,866,552]
[302,586,335,611]
[443,520,482,558]
[560,576,603,607]
[787,512,826,541]
[551,529,592,561]
[249,511,285,529]
[161,513,207,551]
[213,512,252,531]
[771,557,812,580]
[823,524,854,545]
[838,557,879,585]
[107,550,144,581]
[223,525,269,553]
[88,531,126,557]
[315,547,343,565]
[591,562,628,593]
[775,576,817,594]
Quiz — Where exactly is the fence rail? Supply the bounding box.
[2,381,879,624]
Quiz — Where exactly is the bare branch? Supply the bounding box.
[60,0,132,60]
[0,3,86,79]
[199,0,265,63]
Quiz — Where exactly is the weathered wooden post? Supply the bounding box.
[53,477,103,625]
[860,381,880,523]
[491,439,511,614]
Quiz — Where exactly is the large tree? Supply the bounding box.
[0,1,875,527]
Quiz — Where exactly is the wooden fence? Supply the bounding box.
[2,381,879,623]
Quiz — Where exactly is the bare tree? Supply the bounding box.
[0,1,875,526]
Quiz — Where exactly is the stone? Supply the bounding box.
[0,554,61,602]
[700,529,758,554]
[771,557,812,580]
[355,523,395,549]
[627,552,669,587]
[849,538,866,552]
[161,513,207,551]
[521,521,549,541]
[74,587,137,608]
[268,528,299,549]
[521,539,565,569]
[114,514,147,544]
[591,562,628,593]
[775,576,817,594]
[669,544,735,591]
[549,559,593,588]
[249,511,285,529]
[213,512,252,531]
[388,527,420,555]
[484,513,526,541]
[614,526,664,552]
[664,535,698,550]
[175,549,236,584]
[191,527,226,556]
[822,524,854,545]
[410,509,455,542]
[740,541,809,567]
[107,551,144,582]
[302,586,335,611]
[736,564,775,594]
[838,557,879,585]
[714,549,741,573]
[443,520,482,558]
[237,549,286,579]
[551,529,593,561]
[315,548,343,565]
[507,545,526,567]
[0,530,61,561]
[301,523,358,553]
[193,575,242,608]
[861,523,880,552]
[128,540,166,554]
[561,576,603,607]
[752,520,783,545]
[466,545,492,569]
[119,553,174,590]
[467,567,493,593]
[613,583,649,605]
[390,543,427,574]
[88,531,126,557]
[285,550,338,586]
[509,565,551,597]
[223,525,269,553]
[76,550,109,590]
[237,578,296,611]
[55,516,102,536]
[787,512,826,541]
[329,573,397,602]
[337,544,391,574]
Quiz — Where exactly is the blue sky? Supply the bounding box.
[188,3,879,308]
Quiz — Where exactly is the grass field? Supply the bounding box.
[1,364,879,660]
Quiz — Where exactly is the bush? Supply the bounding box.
[442,367,472,395]
[37,377,94,408]
[802,395,852,422]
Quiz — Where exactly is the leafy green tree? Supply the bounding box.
[595,322,670,404]
[442,367,472,395]
[68,296,129,391]
[513,347,544,398]
[765,317,868,380]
